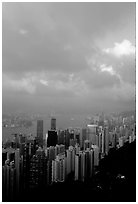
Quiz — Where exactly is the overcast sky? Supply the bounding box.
[2,2,136,117]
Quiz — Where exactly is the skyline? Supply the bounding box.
[2,109,136,201]
[2,3,136,116]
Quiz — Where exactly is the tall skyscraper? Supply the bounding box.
[58,130,65,145]
[2,149,7,166]
[37,120,43,147]
[51,118,56,130]
[3,160,10,201]
[92,145,99,166]
[87,124,98,145]
[15,149,20,194]
[23,144,30,191]
[66,149,71,175]
[9,161,16,201]
[75,155,79,180]
[80,152,85,182]
[81,128,87,149]
[52,154,65,183]
[47,130,58,147]
[104,127,109,155]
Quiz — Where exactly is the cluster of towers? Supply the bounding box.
[36,118,57,147]
[2,116,136,201]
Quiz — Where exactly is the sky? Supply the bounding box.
[2,2,136,118]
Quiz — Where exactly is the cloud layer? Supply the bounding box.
[2,3,136,116]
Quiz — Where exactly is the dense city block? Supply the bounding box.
[2,112,136,201]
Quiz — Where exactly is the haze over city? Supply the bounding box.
[3,3,135,120]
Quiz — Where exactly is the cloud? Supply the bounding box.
[100,64,115,75]
[3,74,36,94]
[85,54,122,89]
[40,79,49,86]
[103,39,135,57]
[2,3,136,114]
[3,72,89,97]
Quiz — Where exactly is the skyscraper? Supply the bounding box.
[66,149,71,175]
[104,127,109,155]
[81,128,87,149]
[75,155,79,181]
[15,149,20,194]
[23,144,30,191]
[51,118,56,130]
[9,161,16,201]
[37,120,43,147]
[80,152,85,182]
[52,154,65,183]
[87,124,98,145]
[47,130,58,147]
[92,145,99,166]
[2,149,7,166]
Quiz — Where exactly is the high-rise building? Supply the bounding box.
[75,134,80,145]
[55,144,65,156]
[81,128,87,149]
[87,124,98,145]
[80,152,85,182]
[66,146,75,175]
[129,135,134,143]
[23,144,30,191]
[92,145,99,166]
[69,139,75,147]
[89,149,94,177]
[58,130,65,145]
[3,159,17,201]
[29,148,47,189]
[15,149,20,194]
[47,160,52,185]
[66,149,71,175]
[36,120,43,147]
[75,155,79,180]
[84,140,90,150]
[76,149,94,182]
[104,127,109,155]
[98,132,102,154]
[9,161,16,201]
[119,137,124,147]
[47,130,57,147]
[52,160,56,183]
[85,150,90,180]
[36,147,47,187]
[3,160,10,201]
[47,146,56,161]
[112,132,117,148]
[2,149,7,166]
[51,118,56,130]
[75,144,80,154]
[29,155,39,188]
[64,129,70,149]
[101,130,105,156]
[52,154,65,183]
